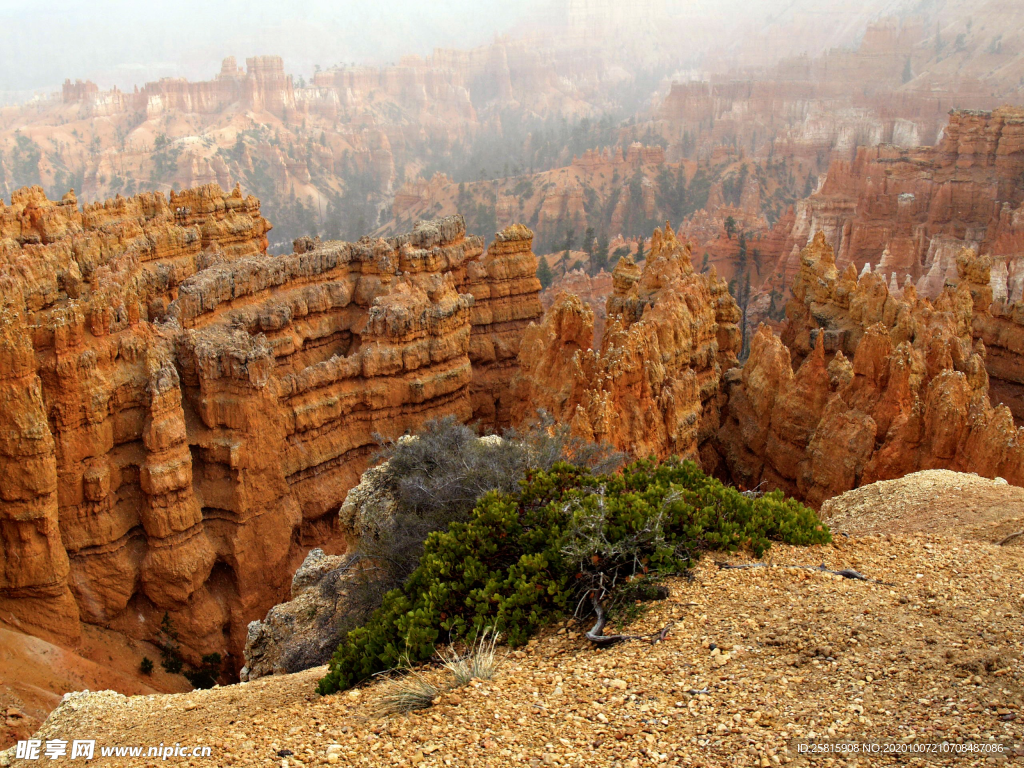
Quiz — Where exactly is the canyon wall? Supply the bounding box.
[512,223,741,462]
[762,107,1024,422]
[715,232,1024,506]
[0,184,540,671]
[768,107,1024,293]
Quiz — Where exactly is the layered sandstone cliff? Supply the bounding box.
[512,223,741,461]
[0,184,540,672]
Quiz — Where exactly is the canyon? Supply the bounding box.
[1,104,1021,720]
[0,40,672,254]
[0,0,1022,748]
[7,101,1015,640]
[0,183,540,681]
[512,107,1024,503]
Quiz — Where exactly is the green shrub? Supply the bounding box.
[139,657,154,675]
[184,653,222,689]
[329,414,624,667]
[158,613,184,675]
[317,458,829,695]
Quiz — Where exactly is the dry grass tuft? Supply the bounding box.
[438,629,504,686]
[370,671,443,718]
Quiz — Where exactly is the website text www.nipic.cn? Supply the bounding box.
[16,739,213,760]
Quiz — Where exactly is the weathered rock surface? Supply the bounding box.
[240,549,354,682]
[539,268,613,348]
[513,223,741,461]
[715,234,1024,506]
[0,184,540,673]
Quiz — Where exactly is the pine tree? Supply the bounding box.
[559,228,575,274]
[583,227,596,259]
[158,613,183,674]
[592,232,610,275]
[537,256,554,289]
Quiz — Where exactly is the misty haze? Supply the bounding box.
[1,0,1023,764]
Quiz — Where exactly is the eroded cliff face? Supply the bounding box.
[714,233,1024,506]
[512,223,741,462]
[517,219,1023,510]
[0,184,540,671]
[766,108,1024,300]
[0,183,270,649]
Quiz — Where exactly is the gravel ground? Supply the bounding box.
[4,532,1023,768]
[822,471,1024,545]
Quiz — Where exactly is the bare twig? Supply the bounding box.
[740,482,767,500]
[714,561,891,585]
[998,531,1024,546]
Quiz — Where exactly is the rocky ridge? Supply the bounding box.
[0,183,540,673]
[512,223,741,462]
[515,213,1024,508]
[716,231,1024,505]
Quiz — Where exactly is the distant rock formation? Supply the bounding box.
[766,107,1024,303]
[0,184,540,671]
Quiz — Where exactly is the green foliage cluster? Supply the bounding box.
[536,256,554,288]
[184,654,223,690]
[156,613,222,689]
[158,612,184,674]
[318,458,829,695]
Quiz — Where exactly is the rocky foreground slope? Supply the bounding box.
[0,184,540,669]
[6,470,1023,767]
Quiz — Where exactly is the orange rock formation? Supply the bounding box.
[539,268,613,348]
[517,221,1023,509]
[512,223,741,461]
[0,184,540,671]
[714,233,1024,506]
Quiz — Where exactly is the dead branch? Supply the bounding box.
[584,593,673,647]
[998,531,1024,546]
[714,561,890,584]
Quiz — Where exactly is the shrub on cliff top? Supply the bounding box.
[317,458,829,695]
[320,414,625,672]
